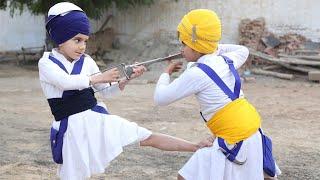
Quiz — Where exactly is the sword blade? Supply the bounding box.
[127,52,182,67]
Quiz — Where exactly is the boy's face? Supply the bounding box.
[181,43,203,62]
[58,33,89,61]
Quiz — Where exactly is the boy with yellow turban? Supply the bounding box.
[154,9,281,179]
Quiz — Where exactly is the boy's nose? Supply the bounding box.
[79,45,85,50]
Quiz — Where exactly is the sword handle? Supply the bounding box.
[124,66,134,80]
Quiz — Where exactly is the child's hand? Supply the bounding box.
[165,61,183,75]
[90,68,120,85]
[118,79,129,91]
[196,135,215,149]
[101,68,120,83]
[129,65,146,79]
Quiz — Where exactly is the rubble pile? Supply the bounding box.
[239,18,266,51]
[239,18,320,82]
[278,33,307,53]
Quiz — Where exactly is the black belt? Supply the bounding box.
[47,88,97,121]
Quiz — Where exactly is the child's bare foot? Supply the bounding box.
[196,135,215,149]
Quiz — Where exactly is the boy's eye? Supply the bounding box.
[73,38,88,44]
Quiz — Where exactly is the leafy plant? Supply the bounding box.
[1,0,155,19]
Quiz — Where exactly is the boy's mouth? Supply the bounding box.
[76,52,83,56]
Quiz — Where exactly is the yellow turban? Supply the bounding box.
[177,9,221,54]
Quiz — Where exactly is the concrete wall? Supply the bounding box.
[1,0,319,51]
[0,10,45,51]
[0,9,105,51]
[112,0,320,43]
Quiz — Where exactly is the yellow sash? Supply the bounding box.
[206,98,261,144]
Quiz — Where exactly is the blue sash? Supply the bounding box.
[48,55,109,164]
[198,55,276,176]
[259,129,276,177]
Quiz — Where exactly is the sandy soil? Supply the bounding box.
[0,64,319,180]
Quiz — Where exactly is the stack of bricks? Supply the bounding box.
[278,33,307,54]
[239,18,266,50]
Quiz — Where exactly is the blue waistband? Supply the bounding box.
[48,88,97,121]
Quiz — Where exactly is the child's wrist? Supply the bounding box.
[89,75,103,85]
[89,76,96,85]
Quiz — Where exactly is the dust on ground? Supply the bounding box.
[0,62,319,180]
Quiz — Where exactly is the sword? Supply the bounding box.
[95,52,182,80]
[91,52,182,93]
[123,52,182,79]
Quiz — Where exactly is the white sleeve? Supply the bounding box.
[154,69,203,106]
[38,59,90,90]
[94,82,121,98]
[217,44,249,69]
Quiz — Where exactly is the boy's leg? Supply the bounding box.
[140,133,198,152]
[140,133,214,152]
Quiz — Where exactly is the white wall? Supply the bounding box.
[112,0,320,43]
[0,10,45,51]
[0,9,104,51]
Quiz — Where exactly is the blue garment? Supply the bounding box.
[48,55,108,164]
[259,129,276,177]
[46,10,90,45]
[197,55,276,177]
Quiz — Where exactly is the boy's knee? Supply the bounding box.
[140,134,155,146]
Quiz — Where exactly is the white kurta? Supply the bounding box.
[154,44,281,179]
[38,49,152,180]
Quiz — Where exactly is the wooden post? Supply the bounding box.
[308,71,320,82]
[251,68,294,80]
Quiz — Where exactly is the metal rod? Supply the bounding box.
[127,52,182,67]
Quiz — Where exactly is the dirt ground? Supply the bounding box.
[0,63,319,180]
